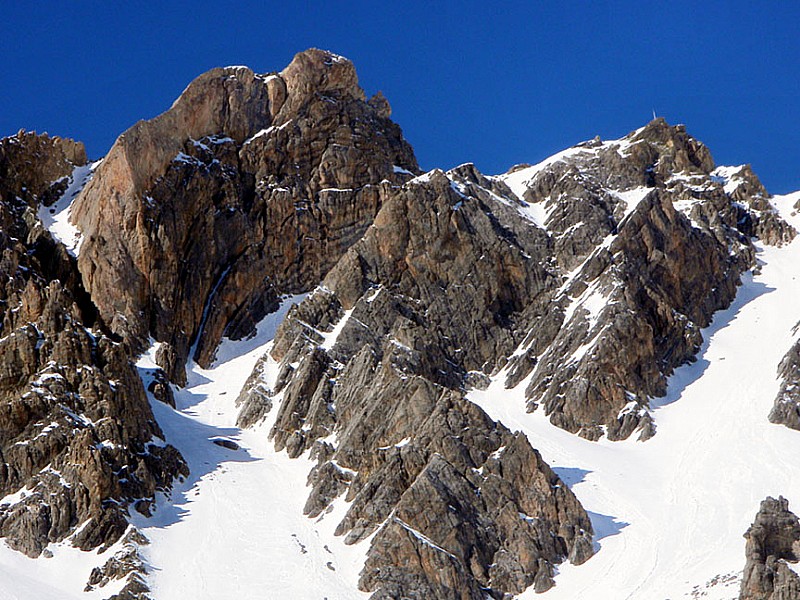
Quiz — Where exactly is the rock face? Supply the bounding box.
[769,334,800,430]
[71,49,418,381]
[500,119,794,440]
[0,130,87,202]
[4,50,798,600]
[267,337,593,597]
[0,132,185,559]
[243,165,597,596]
[740,497,800,600]
[85,527,152,600]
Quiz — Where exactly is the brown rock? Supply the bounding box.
[0,132,186,558]
[740,497,800,600]
[71,49,418,384]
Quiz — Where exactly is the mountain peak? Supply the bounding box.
[3,47,800,600]
[630,117,716,173]
[70,49,417,375]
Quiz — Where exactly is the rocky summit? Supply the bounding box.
[1,48,800,600]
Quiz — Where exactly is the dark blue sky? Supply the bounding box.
[2,2,798,192]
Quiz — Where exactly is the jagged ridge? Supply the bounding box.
[0,131,185,566]
[1,48,798,600]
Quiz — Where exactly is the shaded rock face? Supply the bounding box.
[769,333,800,430]
[0,133,186,558]
[740,497,800,600]
[72,48,418,379]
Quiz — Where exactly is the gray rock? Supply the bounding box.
[211,437,240,451]
[740,496,800,600]
[769,335,800,430]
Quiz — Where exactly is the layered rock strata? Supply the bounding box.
[71,49,418,381]
[241,165,595,597]
[236,117,793,596]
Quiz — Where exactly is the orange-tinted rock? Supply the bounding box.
[72,49,418,377]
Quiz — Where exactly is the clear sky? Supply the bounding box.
[2,1,798,192]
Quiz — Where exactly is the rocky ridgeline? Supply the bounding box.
[740,497,800,599]
[234,115,794,595]
[0,131,185,565]
[71,48,417,383]
[500,121,794,440]
[244,166,593,597]
[2,48,798,599]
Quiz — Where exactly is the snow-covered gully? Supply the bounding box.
[132,296,369,600]
[469,192,800,600]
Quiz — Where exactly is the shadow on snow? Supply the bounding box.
[650,272,774,410]
[553,466,591,488]
[552,466,628,551]
[586,510,629,552]
[131,365,257,533]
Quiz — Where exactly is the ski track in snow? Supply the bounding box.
[469,191,800,600]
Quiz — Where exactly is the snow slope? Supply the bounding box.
[0,528,129,600]
[37,160,100,256]
[132,294,370,600]
[468,191,800,600]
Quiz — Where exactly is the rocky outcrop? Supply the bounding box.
[769,333,800,430]
[271,349,592,598]
[85,527,152,600]
[716,164,795,246]
[0,130,87,202]
[0,132,186,558]
[740,497,800,600]
[264,119,794,446]
[71,49,418,381]
[239,164,593,597]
